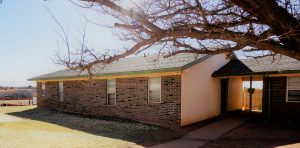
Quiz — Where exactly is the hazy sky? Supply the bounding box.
[0,1,261,87]
[0,0,125,87]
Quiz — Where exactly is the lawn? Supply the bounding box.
[0,106,182,148]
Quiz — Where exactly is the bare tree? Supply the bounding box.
[56,0,300,73]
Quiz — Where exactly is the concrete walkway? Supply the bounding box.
[0,113,23,123]
[151,116,250,148]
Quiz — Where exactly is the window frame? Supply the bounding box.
[148,77,162,103]
[286,76,300,103]
[41,82,46,96]
[59,81,64,102]
[107,79,117,106]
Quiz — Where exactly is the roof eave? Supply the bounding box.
[182,55,212,70]
[28,67,182,81]
[29,54,214,81]
[212,70,300,77]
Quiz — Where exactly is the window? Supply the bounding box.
[287,77,300,102]
[148,77,161,103]
[107,79,116,106]
[59,81,64,102]
[41,82,46,96]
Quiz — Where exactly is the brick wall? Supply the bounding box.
[36,75,181,126]
[37,81,59,109]
[263,77,300,121]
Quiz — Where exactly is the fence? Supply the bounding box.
[243,88,262,112]
[0,98,34,106]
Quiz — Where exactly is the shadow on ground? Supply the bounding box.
[8,108,184,147]
[202,115,300,148]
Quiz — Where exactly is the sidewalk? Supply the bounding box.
[151,115,249,148]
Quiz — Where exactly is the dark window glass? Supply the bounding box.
[288,90,300,101]
[108,93,116,105]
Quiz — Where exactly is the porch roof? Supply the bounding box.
[212,55,300,77]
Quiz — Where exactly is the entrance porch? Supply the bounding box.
[220,76,263,114]
[212,56,300,122]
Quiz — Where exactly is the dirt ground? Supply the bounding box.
[0,106,183,147]
[202,116,300,148]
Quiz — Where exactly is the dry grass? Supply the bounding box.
[0,105,35,113]
[0,106,181,148]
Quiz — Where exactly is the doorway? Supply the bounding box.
[242,81,263,112]
[221,79,229,114]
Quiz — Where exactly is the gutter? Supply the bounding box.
[28,67,182,81]
[212,70,300,77]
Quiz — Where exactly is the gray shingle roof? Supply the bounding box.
[29,54,209,81]
[240,55,300,72]
[213,55,300,77]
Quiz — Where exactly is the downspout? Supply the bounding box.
[267,73,271,119]
[249,76,253,112]
[242,86,245,111]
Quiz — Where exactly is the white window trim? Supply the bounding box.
[107,79,117,106]
[148,77,162,103]
[286,77,300,103]
[41,82,46,96]
[59,81,64,102]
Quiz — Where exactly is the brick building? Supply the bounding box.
[29,53,300,126]
[29,53,229,126]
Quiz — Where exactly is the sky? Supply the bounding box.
[0,0,126,87]
[0,1,262,87]
[243,81,263,89]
